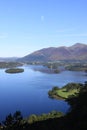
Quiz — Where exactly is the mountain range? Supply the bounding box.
[19,43,87,62]
[0,57,18,62]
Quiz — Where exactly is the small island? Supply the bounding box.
[5,68,24,74]
[48,83,83,100]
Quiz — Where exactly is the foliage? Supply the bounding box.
[65,64,87,71]
[53,69,60,73]
[0,82,87,130]
[44,63,60,73]
[48,86,58,98]
[3,114,14,127]
[48,83,82,99]
[0,62,23,69]
[26,111,63,124]
[62,83,83,92]
[2,111,23,128]
[5,68,24,74]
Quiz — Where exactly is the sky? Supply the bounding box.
[0,0,87,57]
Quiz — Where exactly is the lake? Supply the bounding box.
[0,65,87,121]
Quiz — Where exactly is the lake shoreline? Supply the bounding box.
[0,65,87,121]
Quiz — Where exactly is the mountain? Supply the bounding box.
[19,43,87,62]
[0,57,19,62]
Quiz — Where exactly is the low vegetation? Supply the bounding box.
[25,111,63,124]
[0,111,63,130]
[0,62,23,68]
[5,68,24,74]
[44,62,60,73]
[65,63,87,71]
[44,61,87,72]
[48,83,83,99]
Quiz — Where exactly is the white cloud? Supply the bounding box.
[41,15,44,22]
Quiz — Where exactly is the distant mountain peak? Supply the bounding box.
[71,43,87,47]
[74,43,84,45]
[69,43,87,50]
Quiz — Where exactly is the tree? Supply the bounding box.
[3,114,13,127]
[2,111,23,128]
[13,111,23,122]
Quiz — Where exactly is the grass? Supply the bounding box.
[57,88,79,98]
[48,83,82,100]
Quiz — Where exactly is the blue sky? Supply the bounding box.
[0,0,87,57]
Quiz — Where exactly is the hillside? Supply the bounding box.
[19,43,87,62]
[0,57,18,62]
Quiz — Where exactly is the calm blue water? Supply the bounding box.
[0,65,87,121]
